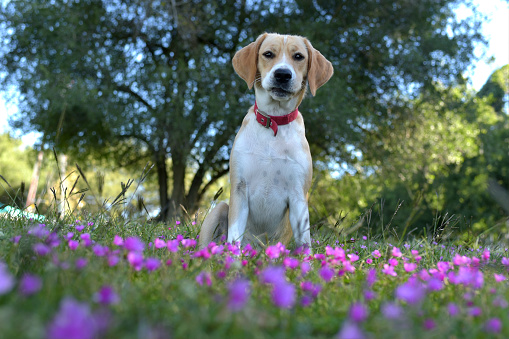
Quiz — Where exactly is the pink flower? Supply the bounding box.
[113,235,124,247]
[502,257,509,266]
[127,252,144,271]
[266,245,281,259]
[227,279,250,311]
[167,239,179,252]
[453,254,471,266]
[365,258,373,264]
[391,247,402,257]
[482,249,490,261]
[124,237,144,252]
[348,254,359,262]
[176,220,181,225]
[181,239,197,248]
[382,264,397,276]
[388,258,398,266]
[494,273,506,282]
[107,255,119,267]
[437,261,450,272]
[283,257,300,269]
[196,271,212,286]
[154,238,166,249]
[372,250,381,258]
[404,263,417,272]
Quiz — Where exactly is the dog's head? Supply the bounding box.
[233,33,333,99]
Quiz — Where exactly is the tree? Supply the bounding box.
[0,0,486,220]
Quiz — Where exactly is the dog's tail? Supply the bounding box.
[198,202,229,249]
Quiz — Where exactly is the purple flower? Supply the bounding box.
[181,238,197,248]
[300,261,311,276]
[494,273,506,282]
[337,321,365,339]
[47,298,100,339]
[272,281,296,309]
[0,262,14,295]
[19,274,42,296]
[145,257,161,272]
[426,278,443,291]
[319,266,335,282]
[80,233,92,247]
[260,266,286,285]
[349,302,368,322]
[92,245,108,257]
[75,258,88,270]
[283,257,300,269]
[228,278,250,311]
[372,250,381,258]
[423,319,435,330]
[395,278,425,305]
[381,302,403,319]
[447,302,460,316]
[33,243,51,256]
[127,251,144,271]
[124,236,145,252]
[484,318,502,334]
[167,239,179,252]
[154,238,166,249]
[366,269,377,287]
[113,235,124,247]
[108,255,119,267]
[94,286,119,305]
[468,307,482,317]
[11,235,21,244]
[196,271,212,286]
[68,240,79,250]
[75,225,85,232]
[64,232,74,241]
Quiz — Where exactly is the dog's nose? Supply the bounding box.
[274,68,292,83]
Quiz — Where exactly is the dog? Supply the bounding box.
[199,33,333,249]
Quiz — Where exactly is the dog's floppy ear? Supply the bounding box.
[304,39,334,96]
[232,33,268,89]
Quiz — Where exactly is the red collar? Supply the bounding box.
[253,102,299,136]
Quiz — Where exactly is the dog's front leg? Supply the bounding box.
[289,196,311,248]
[227,179,249,245]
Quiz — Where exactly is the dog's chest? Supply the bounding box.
[231,114,311,201]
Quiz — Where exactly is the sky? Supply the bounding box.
[0,0,508,146]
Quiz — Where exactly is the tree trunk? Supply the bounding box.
[26,150,44,211]
[169,153,186,219]
[155,152,170,220]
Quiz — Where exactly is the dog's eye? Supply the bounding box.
[263,51,275,59]
[293,53,305,61]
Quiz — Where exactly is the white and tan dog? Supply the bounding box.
[199,33,333,249]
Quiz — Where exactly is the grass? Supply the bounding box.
[1,208,508,339]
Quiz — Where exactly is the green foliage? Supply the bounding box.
[0,0,487,218]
